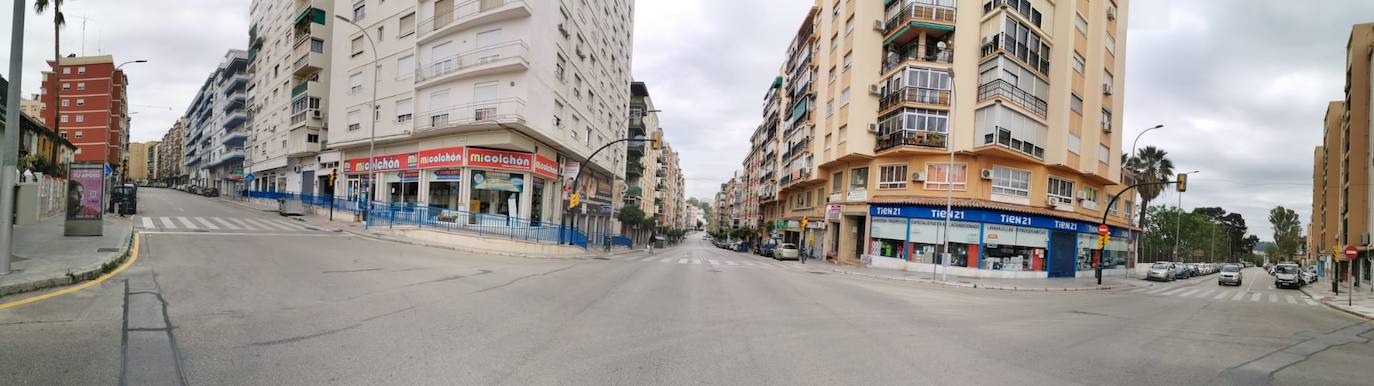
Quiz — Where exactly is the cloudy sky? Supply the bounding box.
[4,0,1372,240]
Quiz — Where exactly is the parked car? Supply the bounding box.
[773,243,800,260]
[1218,264,1242,286]
[1301,267,1318,286]
[110,184,137,215]
[1274,263,1303,289]
[756,239,781,257]
[1147,262,1176,282]
[1173,262,1192,279]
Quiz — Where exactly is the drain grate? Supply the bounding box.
[96,247,120,253]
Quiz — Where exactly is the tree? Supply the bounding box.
[1125,146,1175,231]
[1268,206,1302,260]
[1141,205,1220,262]
[35,0,66,146]
[1191,207,1251,261]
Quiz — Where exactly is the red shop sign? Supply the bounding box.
[417,147,465,169]
[467,148,533,171]
[345,152,412,174]
[534,154,559,179]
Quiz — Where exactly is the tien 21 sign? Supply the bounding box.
[870,204,1128,236]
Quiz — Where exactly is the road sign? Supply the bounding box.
[1344,245,1358,260]
[1097,224,1109,236]
[104,164,113,177]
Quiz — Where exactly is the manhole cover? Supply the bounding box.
[96,248,120,253]
[593,257,611,260]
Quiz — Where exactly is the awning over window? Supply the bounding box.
[789,98,809,121]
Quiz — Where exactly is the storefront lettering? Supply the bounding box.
[929,209,965,220]
[534,155,559,179]
[468,149,534,170]
[999,214,1032,225]
[1053,220,1079,231]
[874,207,902,216]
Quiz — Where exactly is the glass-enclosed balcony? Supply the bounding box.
[883,1,957,46]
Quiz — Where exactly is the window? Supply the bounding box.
[1070,93,1083,114]
[555,55,566,81]
[349,72,363,94]
[832,0,840,16]
[829,67,837,83]
[476,28,501,48]
[396,55,415,79]
[395,99,413,122]
[353,1,366,21]
[1068,133,1082,154]
[849,167,868,190]
[347,110,361,131]
[991,167,1030,197]
[832,171,844,192]
[826,100,834,116]
[61,99,69,107]
[351,36,364,57]
[1098,144,1110,163]
[845,15,855,33]
[1072,52,1086,74]
[1048,177,1074,204]
[1083,187,1099,203]
[310,38,325,53]
[1105,34,1116,54]
[399,13,416,37]
[474,81,498,102]
[76,98,84,106]
[77,82,85,91]
[840,87,850,106]
[1101,108,1112,132]
[62,83,70,90]
[74,114,84,123]
[77,66,86,74]
[1074,13,1088,36]
[1103,71,1114,91]
[60,115,68,123]
[878,164,908,189]
[1108,197,1120,215]
[62,67,71,75]
[830,34,838,50]
[74,130,83,139]
[925,163,967,190]
[843,52,853,70]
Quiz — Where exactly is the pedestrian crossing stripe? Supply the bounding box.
[193,217,219,229]
[1127,285,1319,306]
[136,216,323,233]
[141,217,154,228]
[176,217,198,229]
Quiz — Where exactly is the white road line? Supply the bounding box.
[1214,291,1231,300]
[1130,286,1154,293]
[269,219,308,230]
[1232,291,1247,301]
[1304,298,1318,306]
[1285,295,1298,304]
[1161,288,1190,296]
[140,217,154,229]
[1269,294,1279,303]
[1193,289,1215,298]
[1146,286,1174,294]
[660,257,674,263]
[211,217,240,230]
[193,217,220,230]
[252,219,293,231]
[1250,293,1262,302]
[158,217,176,229]
[725,261,739,266]
[1176,289,1200,297]
[176,217,198,229]
[708,259,720,265]
[225,218,255,230]
[691,259,702,265]
[678,258,689,264]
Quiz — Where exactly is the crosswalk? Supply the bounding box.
[136,215,324,233]
[610,254,796,269]
[1126,285,1319,306]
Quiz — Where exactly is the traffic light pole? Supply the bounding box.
[560,135,658,246]
[1099,179,1182,285]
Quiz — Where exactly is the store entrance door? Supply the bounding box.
[1048,231,1076,278]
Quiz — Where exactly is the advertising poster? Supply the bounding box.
[432,168,463,182]
[472,170,524,192]
[67,164,104,220]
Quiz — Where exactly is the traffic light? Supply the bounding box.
[329,170,337,186]
[1176,173,1188,192]
[651,131,662,150]
[568,192,581,210]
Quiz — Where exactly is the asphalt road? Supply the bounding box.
[1,188,1370,385]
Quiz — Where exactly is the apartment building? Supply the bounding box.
[324,0,634,235]
[181,50,250,193]
[627,81,663,227]
[243,0,335,195]
[20,96,45,124]
[38,55,130,170]
[754,76,787,237]
[736,0,1135,277]
[127,141,158,182]
[656,143,686,229]
[157,119,188,185]
[1311,23,1373,281]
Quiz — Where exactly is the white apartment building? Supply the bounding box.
[183,50,249,194]
[325,0,635,235]
[245,0,336,195]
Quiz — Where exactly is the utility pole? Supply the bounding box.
[0,0,28,275]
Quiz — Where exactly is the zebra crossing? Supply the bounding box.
[611,254,796,269]
[136,215,325,234]
[1126,284,1319,306]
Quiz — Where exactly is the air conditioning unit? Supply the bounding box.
[868,84,882,96]
[1107,8,1117,20]
[1103,83,1114,95]
[980,169,994,180]
[873,19,885,31]
[867,123,879,134]
[911,172,926,182]
[312,110,322,119]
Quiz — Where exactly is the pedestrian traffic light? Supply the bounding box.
[1176,173,1187,192]
[651,131,662,150]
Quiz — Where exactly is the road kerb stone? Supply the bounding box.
[0,230,135,299]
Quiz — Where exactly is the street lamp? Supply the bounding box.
[336,15,379,220]
[936,40,955,282]
[1173,170,1199,262]
[1124,124,1161,274]
[0,0,27,275]
[1129,124,1164,164]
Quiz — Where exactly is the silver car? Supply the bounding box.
[1147,262,1176,282]
[1217,264,1242,286]
[773,243,800,260]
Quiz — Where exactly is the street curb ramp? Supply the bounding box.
[0,231,135,299]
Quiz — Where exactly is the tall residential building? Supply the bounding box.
[627,82,663,228]
[324,0,635,236]
[20,96,45,124]
[245,0,335,194]
[157,119,188,185]
[182,50,250,194]
[1311,23,1372,280]
[127,141,159,182]
[740,0,1135,276]
[39,55,130,169]
[657,143,685,229]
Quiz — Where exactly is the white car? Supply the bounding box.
[773,243,800,260]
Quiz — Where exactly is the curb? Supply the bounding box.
[831,269,1120,292]
[0,229,135,299]
[1299,286,1373,320]
[337,227,647,260]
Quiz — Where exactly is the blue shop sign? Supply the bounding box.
[871,204,1133,237]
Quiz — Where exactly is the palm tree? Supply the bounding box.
[35,0,66,136]
[1129,146,1174,232]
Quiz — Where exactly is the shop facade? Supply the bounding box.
[866,204,1135,279]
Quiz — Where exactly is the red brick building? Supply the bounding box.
[38,55,128,168]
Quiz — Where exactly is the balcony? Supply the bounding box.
[626,162,643,178]
[222,111,248,129]
[781,137,812,161]
[415,98,527,133]
[883,43,953,74]
[286,127,322,157]
[222,74,248,96]
[223,93,246,114]
[879,87,951,111]
[418,0,531,44]
[627,139,645,156]
[779,168,813,187]
[209,148,246,167]
[184,152,201,166]
[883,1,957,46]
[980,32,1050,75]
[292,49,326,76]
[290,109,325,129]
[219,131,249,146]
[416,41,529,88]
[655,169,666,178]
[977,79,1047,118]
[875,130,948,153]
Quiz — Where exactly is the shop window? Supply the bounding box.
[878,164,907,189]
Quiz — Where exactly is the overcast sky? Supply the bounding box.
[4,0,1372,241]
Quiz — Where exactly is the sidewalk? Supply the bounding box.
[830,264,1142,291]
[219,197,649,259]
[0,215,134,298]
[1301,279,1374,320]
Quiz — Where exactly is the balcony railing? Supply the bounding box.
[415,41,529,83]
[416,98,526,132]
[884,2,957,35]
[879,87,951,110]
[418,0,529,38]
[883,48,953,73]
[977,79,1047,118]
[875,130,948,152]
[781,137,811,161]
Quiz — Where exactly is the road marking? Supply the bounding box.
[660,257,673,263]
[212,217,240,230]
[272,219,310,230]
[691,259,702,265]
[1145,286,1173,294]
[678,258,689,264]
[0,233,141,311]
[158,217,176,229]
[1130,286,1154,293]
[708,259,720,265]
[140,217,154,229]
[1285,295,1297,304]
[1214,291,1231,300]
[250,218,292,231]
[1232,291,1247,301]
[725,260,739,266]
[175,217,198,229]
[138,231,345,237]
[1193,289,1215,298]
[1176,289,1200,297]
[238,218,272,230]
[1269,294,1278,303]
[1161,288,1190,296]
[193,217,220,230]
[1304,298,1318,306]
[1251,293,1262,302]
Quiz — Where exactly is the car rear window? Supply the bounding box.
[1221,265,1240,272]
[1152,263,1169,269]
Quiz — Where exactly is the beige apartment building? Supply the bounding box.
[20,97,44,124]
[739,0,1135,278]
[127,141,158,182]
[1311,23,1372,282]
